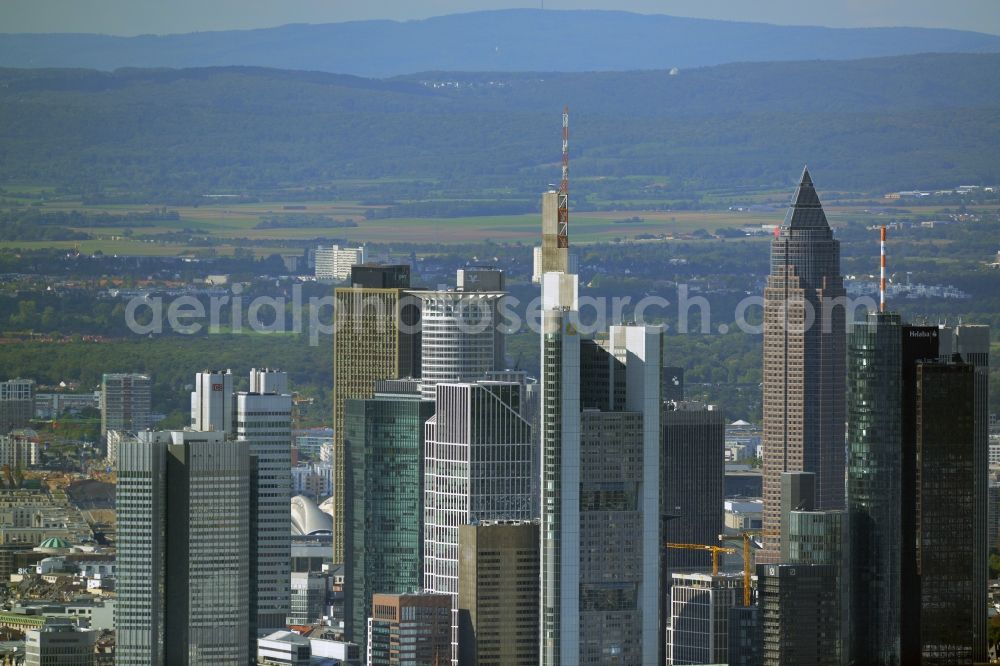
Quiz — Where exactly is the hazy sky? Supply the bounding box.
[2,0,999,36]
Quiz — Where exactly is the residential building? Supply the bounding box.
[116,430,251,666]
[367,593,450,666]
[25,620,95,666]
[99,374,150,439]
[761,168,846,563]
[343,386,432,649]
[0,429,40,469]
[287,571,329,626]
[332,264,420,564]
[0,379,35,435]
[315,245,365,281]
[34,392,98,420]
[457,521,539,666]
[291,462,332,499]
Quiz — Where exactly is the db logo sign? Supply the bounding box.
[212,384,224,391]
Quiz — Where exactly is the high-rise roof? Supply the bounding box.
[783,166,830,229]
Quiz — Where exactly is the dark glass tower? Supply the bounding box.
[847,312,904,664]
[761,167,846,563]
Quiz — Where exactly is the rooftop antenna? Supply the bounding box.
[879,225,887,312]
[558,106,569,249]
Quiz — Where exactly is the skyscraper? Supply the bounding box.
[116,430,251,666]
[190,369,233,433]
[332,264,420,564]
[412,289,505,400]
[100,373,151,439]
[0,379,35,435]
[915,360,977,664]
[847,312,905,664]
[343,384,432,649]
[236,368,293,632]
[761,167,846,563]
[666,573,742,665]
[423,380,533,662]
[457,521,540,666]
[939,323,990,664]
[757,563,839,666]
[662,401,724,570]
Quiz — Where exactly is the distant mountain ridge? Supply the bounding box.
[1,53,997,195]
[2,9,1000,77]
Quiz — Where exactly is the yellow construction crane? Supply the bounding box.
[664,542,736,576]
[719,530,771,608]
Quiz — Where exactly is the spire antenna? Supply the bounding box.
[879,225,887,312]
[557,106,569,249]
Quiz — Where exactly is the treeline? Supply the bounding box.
[0,208,180,241]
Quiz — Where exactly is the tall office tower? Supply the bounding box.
[332,264,420,564]
[236,368,293,632]
[367,593,451,666]
[915,360,977,664]
[424,380,533,662]
[757,563,839,666]
[540,321,662,666]
[25,620,96,666]
[456,266,505,292]
[413,290,506,400]
[343,385,433,650]
[0,379,35,434]
[190,369,233,433]
[99,373,151,438]
[761,167,846,563]
[662,401,724,570]
[847,311,904,664]
[116,430,251,666]
[666,573,742,665]
[314,245,366,281]
[939,323,990,663]
[727,606,762,666]
[457,521,540,666]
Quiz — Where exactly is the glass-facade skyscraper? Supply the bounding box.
[343,386,433,651]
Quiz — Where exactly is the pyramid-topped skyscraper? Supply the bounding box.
[760,167,847,564]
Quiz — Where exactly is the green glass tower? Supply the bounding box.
[343,385,434,651]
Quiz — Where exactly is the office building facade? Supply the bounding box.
[25,620,96,666]
[761,168,846,563]
[757,563,839,666]
[236,369,293,632]
[332,264,420,564]
[343,388,432,649]
[662,401,724,570]
[100,373,151,438]
[424,380,533,662]
[116,430,251,666]
[0,379,35,435]
[457,521,539,666]
[367,593,451,666]
[667,573,742,666]
[315,245,365,281]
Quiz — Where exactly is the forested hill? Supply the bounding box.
[1,53,999,197]
[2,10,1000,77]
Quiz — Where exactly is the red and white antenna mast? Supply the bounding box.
[879,225,887,312]
[557,106,569,248]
